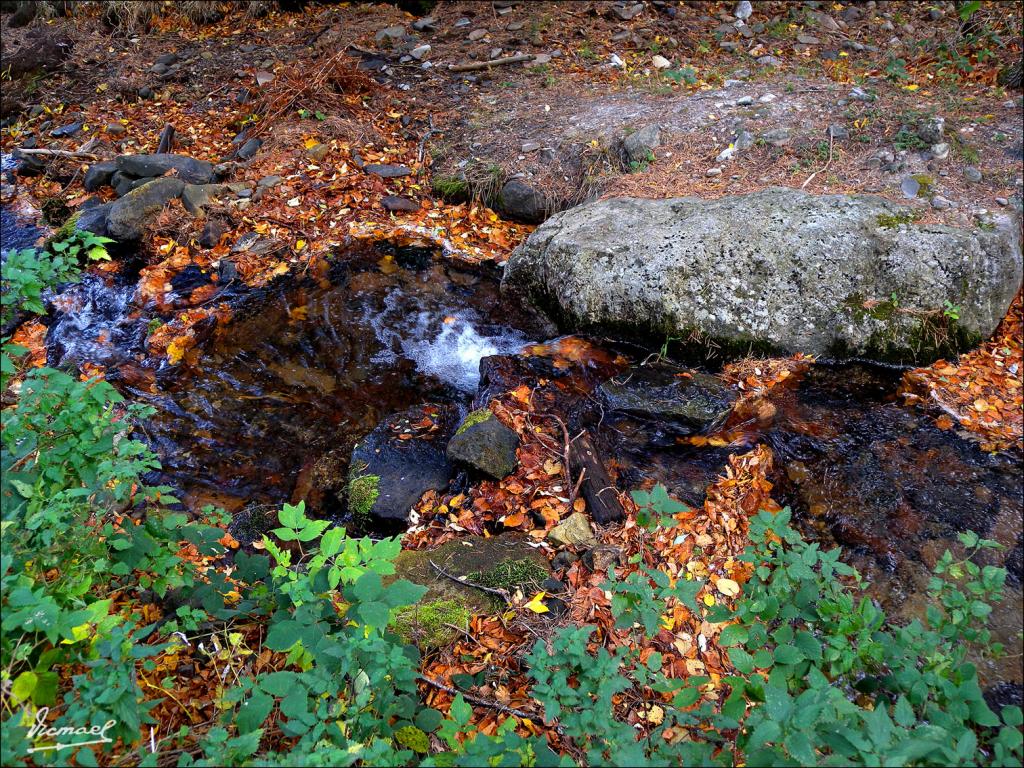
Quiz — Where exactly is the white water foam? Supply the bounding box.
[367,288,530,393]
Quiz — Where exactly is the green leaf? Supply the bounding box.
[236,690,274,733]
[415,708,444,733]
[773,644,804,665]
[353,571,383,602]
[729,647,755,675]
[383,578,428,608]
[356,600,390,628]
[719,624,749,647]
[450,694,473,726]
[10,671,38,704]
[259,671,299,697]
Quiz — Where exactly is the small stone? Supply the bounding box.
[612,2,644,21]
[735,95,754,106]
[507,21,525,31]
[850,86,874,102]
[716,146,736,163]
[200,51,214,61]
[489,47,502,60]
[813,11,840,31]
[381,195,419,213]
[235,137,262,161]
[532,53,552,65]
[964,166,983,183]
[257,174,283,189]
[757,55,782,67]
[51,121,83,138]
[900,176,920,198]
[453,17,471,28]
[917,116,945,144]
[706,167,722,177]
[468,28,488,41]
[622,123,661,164]
[652,54,671,69]
[410,44,431,60]
[759,93,777,103]
[734,0,752,20]
[411,17,436,32]
[797,34,820,45]
[930,142,949,160]
[199,219,226,248]
[931,195,952,210]
[761,127,791,146]
[446,408,520,479]
[306,143,329,162]
[365,163,413,178]
[105,123,126,136]
[583,545,623,573]
[719,41,740,52]
[375,25,406,42]
[996,197,1008,206]
[521,141,541,152]
[547,512,598,549]
[828,123,849,140]
[551,550,578,571]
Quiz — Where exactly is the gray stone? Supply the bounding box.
[83,160,118,192]
[599,365,736,430]
[105,123,126,136]
[51,121,83,138]
[236,137,262,161]
[199,219,226,248]
[931,195,952,210]
[116,154,215,184]
[734,1,752,20]
[930,142,950,160]
[257,174,283,189]
[381,195,419,213]
[850,86,875,102]
[797,34,821,45]
[181,183,227,216]
[75,203,113,237]
[761,128,791,146]
[828,123,850,140]
[613,2,644,21]
[499,178,547,223]
[735,130,755,150]
[917,116,945,144]
[468,28,488,41]
[375,25,406,42]
[346,404,456,529]
[411,17,436,32]
[446,408,520,479]
[623,123,661,164]
[106,178,185,240]
[410,44,431,60]
[706,167,722,177]
[307,143,329,162]
[366,163,413,178]
[736,95,754,106]
[547,512,598,549]
[719,41,740,52]
[502,189,1023,364]
[757,55,782,67]
[964,166,983,183]
[521,141,541,153]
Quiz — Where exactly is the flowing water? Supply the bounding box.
[32,244,1024,699]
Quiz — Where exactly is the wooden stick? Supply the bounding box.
[429,560,510,602]
[449,54,535,73]
[418,675,539,721]
[13,148,98,159]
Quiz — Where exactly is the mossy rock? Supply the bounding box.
[389,535,551,617]
[447,407,521,479]
[391,598,470,649]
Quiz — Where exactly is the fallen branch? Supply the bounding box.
[13,148,98,160]
[418,675,539,721]
[429,560,510,602]
[449,54,535,73]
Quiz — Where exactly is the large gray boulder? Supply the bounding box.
[503,188,1022,364]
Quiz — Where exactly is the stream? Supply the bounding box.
[4,202,1020,702]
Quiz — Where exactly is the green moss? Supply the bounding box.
[391,598,470,649]
[51,211,81,243]
[470,557,549,591]
[911,173,934,198]
[431,175,469,201]
[347,472,380,518]
[875,210,921,228]
[455,407,493,436]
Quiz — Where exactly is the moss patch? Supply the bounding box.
[391,598,470,649]
[51,211,82,244]
[455,407,494,436]
[431,175,469,201]
[347,472,380,518]
[470,557,549,591]
[876,210,921,228]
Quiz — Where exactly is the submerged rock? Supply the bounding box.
[345,404,456,530]
[503,188,1023,364]
[599,364,736,430]
[446,407,520,479]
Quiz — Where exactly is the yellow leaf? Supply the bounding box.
[303,137,318,149]
[645,705,665,725]
[166,340,185,365]
[294,239,307,251]
[660,615,674,630]
[703,593,716,607]
[716,578,740,597]
[903,84,919,91]
[525,592,549,614]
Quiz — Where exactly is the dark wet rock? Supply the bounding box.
[170,264,213,296]
[346,404,456,530]
[366,163,413,178]
[116,154,215,184]
[551,550,578,571]
[599,364,736,431]
[138,86,156,100]
[198,219,226,248]
[74,202,113,236]
[503,188,1024,364]
[498,178,547,223]
[381,195,419,213]
[106,178,185,240]
[235,137,262,161]
[583,545,623,573]
[446,408,520,479]
[83,160,118,192]
[51,121,83,138]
